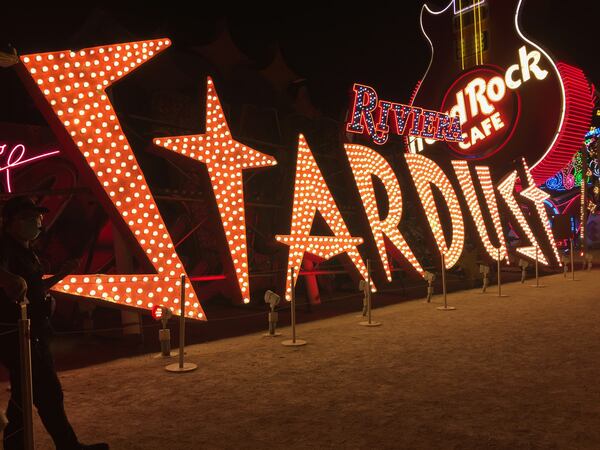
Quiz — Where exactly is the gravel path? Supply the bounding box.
[2,270,599,449]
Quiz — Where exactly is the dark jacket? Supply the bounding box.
[0,233,51,340]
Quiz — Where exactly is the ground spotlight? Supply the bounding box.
[264,290,281,337]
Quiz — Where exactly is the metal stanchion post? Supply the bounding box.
[166,275,197,372]
[360,260,381,326]
[437,253,455,311]
[497,247,508,297]
[18,300,34,450]
[585,253,593,271]
[569,238,579,281]
[282,267,307,346]
[530,245,546,288]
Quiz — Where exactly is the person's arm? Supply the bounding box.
[43,258,79,290]
[0,266,27,302]
[42,273,64,290]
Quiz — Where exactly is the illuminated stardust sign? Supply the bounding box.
[16,37,564,320]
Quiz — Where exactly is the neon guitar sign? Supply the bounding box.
[411,0,593,184]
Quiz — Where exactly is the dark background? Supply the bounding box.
[1,0,599,122]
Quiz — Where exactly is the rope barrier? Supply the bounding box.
[0,328,18,337]
[24,263,559,335]
[52,322,162,336]
[2,426,25,442]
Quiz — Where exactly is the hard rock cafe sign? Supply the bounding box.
[6,0,592,320]
[349,0,593,184]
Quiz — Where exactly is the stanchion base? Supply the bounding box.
[152,352,180,359]
[355,314,368,318]
[262,332,282,337]
[165,362,197,373]
[436,306,456,311]
[359,320,382,327]
[529,284,547,288]
[568,278,580,281]
[282,339,307,347]
[496,294,509,297]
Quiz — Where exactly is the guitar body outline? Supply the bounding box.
[412,0,592,184]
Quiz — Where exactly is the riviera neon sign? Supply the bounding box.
[346,83,464,146]
[0,143,60,192]
[17,38,561,319]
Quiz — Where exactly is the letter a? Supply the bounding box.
[276,136,371,300]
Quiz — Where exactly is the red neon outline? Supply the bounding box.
[530,63,594,184]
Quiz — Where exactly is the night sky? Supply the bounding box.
[2,1,599,121]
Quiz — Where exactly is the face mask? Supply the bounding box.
[16,217,42,241]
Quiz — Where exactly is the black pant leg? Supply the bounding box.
[1,337,81,450]
[31,338,80,450]
[1,335,24,450]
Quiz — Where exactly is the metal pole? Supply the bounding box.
[18,301,34,450]
[165,275,197,372]
[437,253,455,310]
[570,238,575,281]
[442,253,447,309]
[535,245,539,287]
[178,274,185,369]
[291,267,296,343]
[282,267,307,345]
[530,245,546,288]
[367,260,372,325]
[497,247,501,296]
[360,260,381,326]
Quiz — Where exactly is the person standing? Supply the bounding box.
[0,196,108,450]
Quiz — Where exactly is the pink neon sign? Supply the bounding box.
[0,143,60,192]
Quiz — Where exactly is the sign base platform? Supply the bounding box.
[436,306,456,311]
[359,321,381,327]
[165,362,197,373]
[282,339,307,347]
[262,332,282,337]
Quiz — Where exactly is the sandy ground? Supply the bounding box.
[2,270,600,450]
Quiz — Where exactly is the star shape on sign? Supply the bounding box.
[497,170,548,265]
[20,39,206,320]
[154,77,277,304]
[519,158,561,264]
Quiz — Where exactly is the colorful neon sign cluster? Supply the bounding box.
[18,38,562,319]
[545,128,600,192]
[544,152,584,191]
